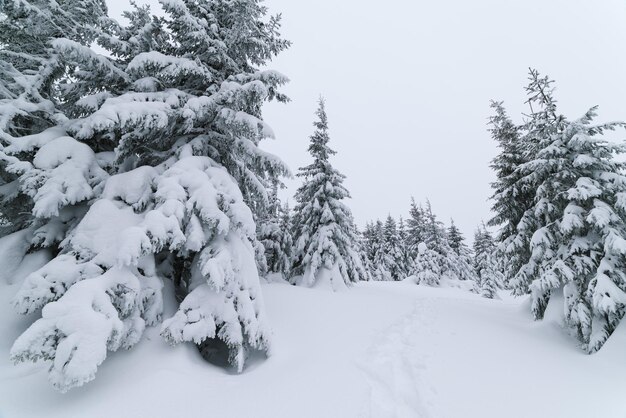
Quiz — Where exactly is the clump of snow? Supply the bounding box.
[13,255,104,315]
[101,166,158,211]
[3,129,108,219]
[10,267,160,392]
[127,51,213,81]
[293,263,348,292]
[0,229,34,285]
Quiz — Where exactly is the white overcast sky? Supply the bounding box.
[107,0,626,238]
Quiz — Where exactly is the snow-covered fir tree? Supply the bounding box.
[0,0,109,235]
[406,197,426,258]
[373,219,394,281]
[503,70,566,297]
[355,227,373,282]
[397,216,415,276]
[447,219,465,254]
[291,98,367,289]
[473,224,501,299]
[362,220,391,281]
[419,200,467,281]
[257,184,293,280]
[382,215,408,280]
[421,200,449,254]
[278,202,295,277]
[487,99,533,287]
[362,221,378,262]
[5,0,291,391]
[404,199,471,283]
[447,219,475,281]
[493,69,626,351]
[412,242,441,286]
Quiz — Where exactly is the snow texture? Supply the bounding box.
[2,278,625,417]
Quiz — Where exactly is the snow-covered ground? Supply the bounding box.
[1,259,625,418]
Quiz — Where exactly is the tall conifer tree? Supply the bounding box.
[448,219,475,281]
[490,69,626,351]
[6,0,291,390]
[258,184,293,279]
[291,99,366,288]
[473,224,501,299]
[406,197,426,257]
[375,220,392,280]
[382,215,407,280]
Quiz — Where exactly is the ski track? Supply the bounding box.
[360,299,439,418]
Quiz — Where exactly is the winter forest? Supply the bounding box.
[1,0,626,417]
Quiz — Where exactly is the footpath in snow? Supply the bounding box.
[1,270,625,418]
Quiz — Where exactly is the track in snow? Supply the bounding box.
[360,300,440,418]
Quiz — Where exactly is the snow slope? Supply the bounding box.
[1,264,625,418]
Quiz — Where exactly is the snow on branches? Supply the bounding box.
[11,155,270,390]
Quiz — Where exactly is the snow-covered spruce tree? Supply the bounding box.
[412,242,441,286]
[406,199,467,282]
[506,71,575,299]
[420,200,466,281]
[257,183,293,280]
[447,219,465,254]
[354,226,373,282]
[362,220,388,281]
[447,219,475,281]
[522,109,626,351]
[382,215,408,280]
[8,0,291,391]
[0,0,109,235]
[406,197,426,258]
[362,221,377,262]
[278,202,295,276]
[291,98,367,289]
[397,216,415,277]
[473,224,501,299]
[487,99,533,287]
[370,219,393,281]
[497,70,626,352]
[421,200,448,254]
[504,70,567,296]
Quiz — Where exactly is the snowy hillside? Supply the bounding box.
[1,257,624,418]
